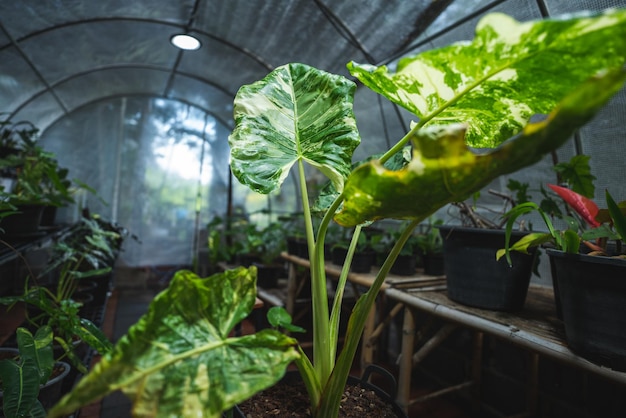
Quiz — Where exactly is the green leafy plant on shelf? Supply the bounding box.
[50,10,626,418]
[451,153,597,230]
[0,326,55,418]
[0,216,117,373]
[498,185,626,263]
[0,119,73,208]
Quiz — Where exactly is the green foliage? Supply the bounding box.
[416,219,444,255]
[498,189,626,264]
[507,179,531,205]
[553,154,596,198]
[49,268,299,418]
[0,216,118,372]
[267,306,306,334]
[227,218,288,265]
[0,327,54,418]
[0,117,102,214]
[0,119,72,207]
[52,9,626,418]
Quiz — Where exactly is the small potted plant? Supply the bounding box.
[250,221,288,288]
[0,326,71,417]
[0,215,117,373]
[417,218,445,276]
[499,185,626,371]
[0,120,74,235]
[438,154,595,311]
[49,10,626,418]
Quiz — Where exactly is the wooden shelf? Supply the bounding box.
[386,285,626,415]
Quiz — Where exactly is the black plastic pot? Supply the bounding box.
[232,364,406,417]
[287,236,308,259]
[548,249,626,371]
[351,251,374,273]
[254,263,284,288]
[331,246,347,266]
[39,205,59,227]
[0,204,45,236]
[423,252,445,276]
[38,361,71,410]
[438,225,537,311]
[390,254,417,276]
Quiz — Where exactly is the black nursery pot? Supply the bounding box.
[423,252,445,276]
[438,225,537,312]
[390,254,417,276]
[254,263,284,288]
[548,249,626,371]
[286,236,308,259]
[0,204,45,235]
[351,251,374,273]
[331,246,347,266]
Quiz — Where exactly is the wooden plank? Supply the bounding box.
[385,285,626,385]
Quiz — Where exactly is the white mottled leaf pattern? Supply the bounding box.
[335,67,626,226]
[348,10,626,147]
[229,63,360,194]
[49,268,299,418]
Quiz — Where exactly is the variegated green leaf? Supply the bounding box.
[348,9,626,147]
[49,267,299,418]
[229,63,360,194]
[335,67,626,226]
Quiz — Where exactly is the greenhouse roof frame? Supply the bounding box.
[0,0,454,130]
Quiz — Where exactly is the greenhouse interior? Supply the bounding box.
[1,1,626,417]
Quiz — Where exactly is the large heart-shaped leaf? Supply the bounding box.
[229,63,360,194]
[335,67,626,226]
[49,267,299,418]
[348,9,626,148]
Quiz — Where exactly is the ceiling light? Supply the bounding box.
[170,34,201,50]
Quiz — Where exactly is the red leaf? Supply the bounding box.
[547,184,600,227]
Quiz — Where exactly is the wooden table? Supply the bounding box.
[281,252,446,366]
[385,285,626,415]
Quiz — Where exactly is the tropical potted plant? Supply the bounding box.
[0,119,75,235]
[499,185,626,371]
[416,218,445,276]
[0,326,72,418]
[0,215,116,374]
[49,9,626,418]
[387,223,420,276]
[248,221,288,288]
[438,154,596,311]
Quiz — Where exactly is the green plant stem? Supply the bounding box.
[317,217,423,417]
[312,195,346,366]
[57,258,82,302]
[379,121,422,165]
[297,159,330,384]
[328,223,362,362]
